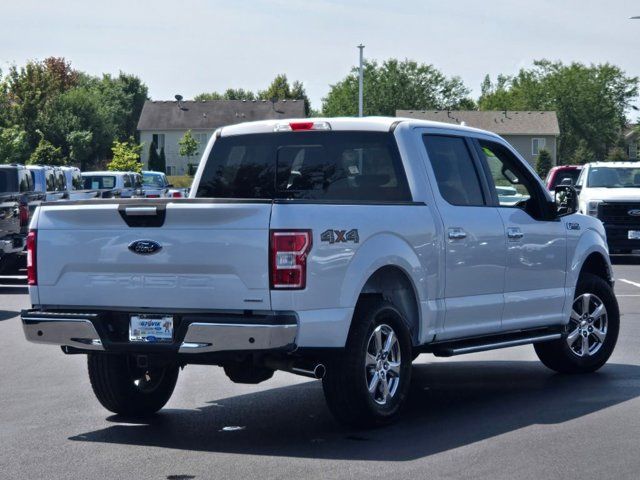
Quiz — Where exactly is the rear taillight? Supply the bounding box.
[270,230,312,289]
[26,230,37,286]
[19,204,29,227]
[171,191,183,198]
[147,194,160,198]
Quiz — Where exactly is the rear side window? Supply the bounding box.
[83,176,116,189]
[196,131,411,201]
[0,169,19,192]
[123,175,132,188]
[422,135,485,206]
[45,171,56,191]
[72,172,83,190]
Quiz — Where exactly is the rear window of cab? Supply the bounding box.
[196,131,411,202]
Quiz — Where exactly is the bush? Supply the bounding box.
[535,148,552,178]
[107,138,142,173]
[167,175,193,188]
[27,138,66,166]
[147,141,159,171]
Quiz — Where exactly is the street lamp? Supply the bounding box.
[357,44,365,117]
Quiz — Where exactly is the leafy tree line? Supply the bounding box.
[195,74,312,116]
[0,57,148,169]
[1,57,637,172]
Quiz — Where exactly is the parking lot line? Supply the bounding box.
[619,278,640,289]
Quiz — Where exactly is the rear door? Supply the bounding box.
[35,201,273,311]
[421,134,506,340]
[475,139,567,330]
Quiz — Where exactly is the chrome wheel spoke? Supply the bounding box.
[581,293,591,315]
[382,330,396,355]
[591,303,604,320]
[566,327,581,347]
[368,372,380,394]
[570,309,581,322]
[365,353,378,368]
[592,327,606,343]
[380,376,390,401]
[581,334,590,356]
[387,360,401,376]
[374,329,383,353]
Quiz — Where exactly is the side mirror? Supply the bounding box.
[555,185,578,216]
[166,183,174,188]
[559,178,573,187]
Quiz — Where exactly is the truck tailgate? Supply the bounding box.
[34,201,272,311]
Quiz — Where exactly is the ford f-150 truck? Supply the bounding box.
[576,161,640,254]
[21,118,619,427]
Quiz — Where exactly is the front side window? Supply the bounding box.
[143,173,166,187]
[532,138,546,156]
[72,172,83,190]
[196,131,411,201]
[422,135,485,207]
[478,140,548,220]
[123,175,132,188]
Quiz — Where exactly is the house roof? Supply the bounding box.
[137,100,306,131]
[396,110,560,136]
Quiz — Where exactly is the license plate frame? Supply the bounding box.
[129,314,174,343]
[628,230,640,240]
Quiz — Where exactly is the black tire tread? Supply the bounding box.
[87,354,179,416]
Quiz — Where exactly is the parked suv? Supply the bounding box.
[0,165,43,274]
[60,167,100,200]
[141,170,172,198]
[27,165,68,201]
[22,118,618,427]
[81,171,143,198]
[576,161,640,253]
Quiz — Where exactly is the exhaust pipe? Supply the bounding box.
[263,358,326,379]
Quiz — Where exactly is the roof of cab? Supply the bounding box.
[81,171,136,176]
[585,161,640,168]
[219,116,502,138]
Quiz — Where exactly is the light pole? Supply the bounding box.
[357,44,365,117]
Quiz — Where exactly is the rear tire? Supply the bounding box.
[322,298,412,428]
[87,354,179,416]
[534,273,619,374]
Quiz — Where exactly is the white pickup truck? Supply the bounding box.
[22,118,619,427]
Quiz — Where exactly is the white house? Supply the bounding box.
[137,99,306,175]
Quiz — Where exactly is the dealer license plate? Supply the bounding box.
[129,315,174,343]
[628,230,640,240]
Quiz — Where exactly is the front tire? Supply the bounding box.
[535,273,619,373]
[88,354,179,416]
[322,299,413,428]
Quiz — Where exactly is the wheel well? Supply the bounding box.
[580,253,612,286]
[358,266,420,344]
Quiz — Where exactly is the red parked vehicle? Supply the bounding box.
[545,165,583,191]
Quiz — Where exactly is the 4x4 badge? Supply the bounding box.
[321,229,359,244]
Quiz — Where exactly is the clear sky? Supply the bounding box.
[1,0,639,116]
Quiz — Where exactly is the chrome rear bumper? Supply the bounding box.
[21,310,298,354]
[22,312,104,350]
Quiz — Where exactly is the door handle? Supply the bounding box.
[507,227,524,240]
[448,228,467,240]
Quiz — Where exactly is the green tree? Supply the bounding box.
[179,130,200,165]
[107,138,142,172]
[27,137,66,166]
[568,139,597,165]
[478,60,638,162]
[322,59,472,117]
[158,147,166,173]
[0,126,30,164]
[66,130,93,168]
[193,91,223,101]
[535,149,553,178]
[606,146,628,162]
[147,141,160,170]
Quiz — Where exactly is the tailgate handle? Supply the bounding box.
[118,204,166,227]
[124,207,158,216]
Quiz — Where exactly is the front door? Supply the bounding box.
[422,134,506,341]
[476,139,567,331]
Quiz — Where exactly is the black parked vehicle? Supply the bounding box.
[0,165,44,274]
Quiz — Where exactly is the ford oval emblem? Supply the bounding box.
[628,209,640,217]
[128,240,162,255]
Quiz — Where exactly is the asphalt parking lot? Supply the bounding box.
[2,259,640,480]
